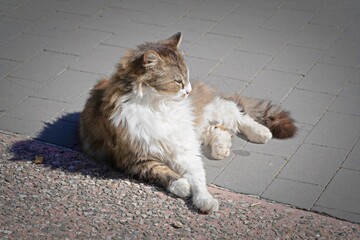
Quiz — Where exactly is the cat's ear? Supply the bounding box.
[143,49,162,68]
[160,32,182,48]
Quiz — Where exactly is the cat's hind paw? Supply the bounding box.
[193,193,219,213]
[247,125,272,144]
[168,178,191,198]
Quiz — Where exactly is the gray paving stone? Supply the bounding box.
[350,70,360,84]
[340,15,360,42]
[5,0,53,22]
[236,28,291,56]
[343,139,360,171]
[241,69,301,103]
[214,153,286,195]
[35,11,89,32]
[134,1,194,27]
[310,3,360,28]
[51,0,107,16]
[186,0,239,22]
[266,45,323,75]
[0,77,35,112]
[187,57,219,81]
[278,143,348,186]
[212,51,272,81]
[31,70,100,103]
[80,7,139,33]
[312,205,360,223]
[204,164,222,184]
[0,115,45,136]
[281,0,327,13]
[108,0,157,11]
[71,44,126,75]
[184,33,241,61]
[296,63,356,95]
[305,111,360,150]
[281,88,334,125]
[0,59,19,78]
[0,17,30,44]
[261,178,323,210]
[159,17,216,44]
[4,96,68,122]
[203,75,247,94]
[59,93,89,123]
[0,0,27,6]
[234,0,283,19]
[103,22,164,49]
[9,51,79,82]
[243,128,309,159]
[329,83,360,116]
[263,9,314,34]
[23,25,66,39]
[288,24,342,50]
[210,12,265,39]
[0,33,51,62]
[315,168,360,215]
[320,40,360,68]
[45,28,111,56]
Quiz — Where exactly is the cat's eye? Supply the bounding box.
[175,79,183,87]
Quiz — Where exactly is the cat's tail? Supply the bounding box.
[225,95,297,139]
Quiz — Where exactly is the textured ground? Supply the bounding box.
[0,132,358,239]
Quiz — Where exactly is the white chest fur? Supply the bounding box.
[110,93,199,158]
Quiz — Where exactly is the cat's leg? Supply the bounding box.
[238,114,272,143]
[176,155,219,213]
[129,160,191,198]
[202,125,232,160]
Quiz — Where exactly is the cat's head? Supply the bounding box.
[119,32,191,100]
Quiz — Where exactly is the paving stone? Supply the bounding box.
[241,69,301,103]
[9,51,78,82]
[0,17,30,44]
[236,28,291,56]
[266,45,323,75]
[71,44,126,75]
[184,33,241,61]
[315,168,360,215]
[0,77,35,112]
[212,51,272,81]
[5,96,68,122]
[187,57,219,81]
[214,153,286,195]
[320,40,360,68]
[159,17,216,44]
[343,139,360,171]
[281,0,327,13]
[310,3,360,28]
[0,115,45,136]
[0,59,19,78]
[186,0,239,22]
[261,178,323,210]
[211,12,265,39]
[234,0,283,19]
[350,69,360,84]
[45,28,111,56]
[312,205,360,223]
[35,11,89,32]
[134,1,194,27]
[288,24,342,50]
[297,63,356,95]
[33,119,79,149]
[5,0,53,22]
[103,22,164,49]
[203,75,247,94]
[58,93,89,123]
[0,3,14,12]
[278,143,347,186]
[281,88,334,125]
[243,128,309,159]
[0,0,27,6]
[80,7,139,33]
[263,9,314,34]
[305,111,360,149]
[204,164,222,184]
[23,25,66,38]
[31,70,100,103]
[340,15,360,42]
[329,83,360,116]
[52,0,107,16]
[0,33,51,62]
[107,0,157,11]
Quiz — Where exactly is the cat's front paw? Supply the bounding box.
[168,178,191,198]
[247,125,272,144]
[211,144,231,160]
[193,193,219,213]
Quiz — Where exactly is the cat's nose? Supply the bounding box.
[184,83,192,94]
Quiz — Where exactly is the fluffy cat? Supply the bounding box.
[79,32,296,213]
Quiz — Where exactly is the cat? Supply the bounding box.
[79,32,297,213]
